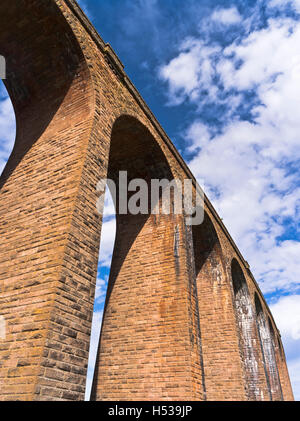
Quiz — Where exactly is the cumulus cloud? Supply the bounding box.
[159,15,300,297]
[158,39,220,105]
[211,7,242,25]
[158,6,300,398]
[271,295,300,341]
[269,0,300,12]
[94,274,109,305]
[85,206,114,399]
[98,216,116,267]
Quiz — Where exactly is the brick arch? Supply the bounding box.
[231,259,264,400]
[254,293,282,400]
[91,114,204,401]
[105,114,177,282]
[191,213,247,400]
[0,0,93,189]
[192,211,224,279]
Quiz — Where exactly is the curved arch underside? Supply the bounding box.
[91,115,207,401]
[0,0,92,188]
[105,115,175,289]
[192,215,248,400]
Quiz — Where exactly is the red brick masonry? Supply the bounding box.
[0,0,294,401]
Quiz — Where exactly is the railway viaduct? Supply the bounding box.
[0,0,294,401]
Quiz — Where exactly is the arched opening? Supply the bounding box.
[268,318,283,399]
[191,213,247,400]
[90,115,194,401]
[0,0,88,190]
[231,259,262,400]
[192,212,223,280]
[255,293,282,400]
[103,115,175,289]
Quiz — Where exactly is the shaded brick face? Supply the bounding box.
[0,0,294,401]
[231,260,269,400]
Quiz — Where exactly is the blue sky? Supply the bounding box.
[1,0,300,401]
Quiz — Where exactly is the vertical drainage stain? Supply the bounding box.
[174,224,180,277]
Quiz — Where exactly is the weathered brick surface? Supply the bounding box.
[192,215,247,401]
[0,0,294,401]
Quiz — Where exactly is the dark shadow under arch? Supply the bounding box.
[268,317,284,399]
[104,115,175,306]
[0,0,89,190]
[277,335,284,360]
[91,114,180,400]
[191,211,224,400]
[190,212,254,400]
[192,211,224,279]
[231,259,262,400]
[255,293,282,400]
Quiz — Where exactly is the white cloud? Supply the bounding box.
[186,121,212,152]
[96,186,116,268]
[159,10,300,398]
[160,16,300,296]
[94,274,108,305]
[271,295,300,341]
[98,217,116,267]
[269,0,300,13]
[211,7,242,25]
[158,39,220,105]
